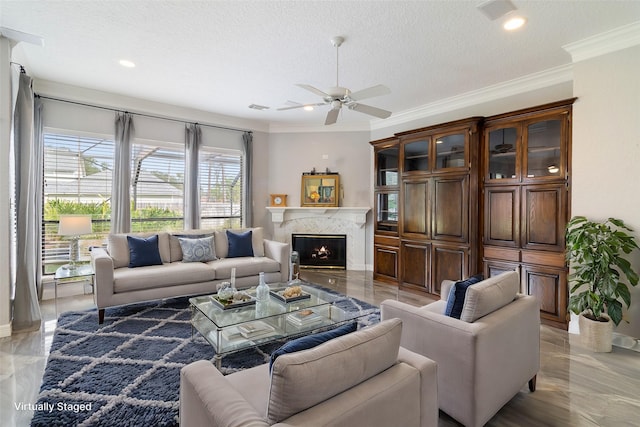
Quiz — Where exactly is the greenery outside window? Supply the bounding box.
[199,146,242,229]
[43,132,245,274]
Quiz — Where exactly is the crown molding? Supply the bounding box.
[371,64,573,131]
[563,21,640,63]
[268,120,371,134]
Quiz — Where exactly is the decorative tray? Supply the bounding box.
[211,295,256,310]
[270,289,311,303]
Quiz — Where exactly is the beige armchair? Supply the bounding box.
[180,318,439,427]
[381,271,540,427]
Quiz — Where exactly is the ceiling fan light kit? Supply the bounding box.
[280,35,392,125]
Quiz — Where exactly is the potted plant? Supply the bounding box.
[565,216,639,352]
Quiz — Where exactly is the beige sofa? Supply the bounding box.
[381,271,540,427]
[91,227,289,323]
[179,318,438,427]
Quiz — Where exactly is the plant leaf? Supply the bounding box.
[607,300,623,326]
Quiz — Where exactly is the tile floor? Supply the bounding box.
[1,270,639,426]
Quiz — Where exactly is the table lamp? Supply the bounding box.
[58,215,92,270]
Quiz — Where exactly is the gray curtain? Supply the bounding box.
[112,112,133,233]
[12,73,42,332]
[242,132,253,227]
[184,123,201,229]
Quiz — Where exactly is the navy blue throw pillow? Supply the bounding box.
[127,235,163,268]
[445,274,484,319]
[269,322,357,371]
[226,230,254,258]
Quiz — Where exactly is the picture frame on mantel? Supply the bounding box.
[301,173,340,207]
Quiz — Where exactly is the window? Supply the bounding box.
[43,133,114,274]
[42,122,246,274]
[130,141,185,232]
[199,146,243,229]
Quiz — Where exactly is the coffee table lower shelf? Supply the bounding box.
[190,293,370,369]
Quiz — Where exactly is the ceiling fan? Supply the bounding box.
[278,36,392,125]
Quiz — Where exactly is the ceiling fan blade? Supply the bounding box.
[296,84,330,98]
[349,103,392,119]
[277,101,327,111]
[325,108,340,125]
[277,104,307,111]
[349,84,391,101]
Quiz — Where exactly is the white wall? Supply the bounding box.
[572,45,640,338]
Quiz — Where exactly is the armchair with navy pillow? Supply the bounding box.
[381,271,540,427]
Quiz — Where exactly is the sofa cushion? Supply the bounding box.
[226,230,254,258]
[267,318,402,424]
[178,235,217,262]
[127,235,163,268]
[214,228,265,259]
[108,232,171,268]
[269,322,357,371]
[169,231,214,262]
[444,274,484,319]
[113,262,216,293]
[459,271,520,322]
[208,257,280,279]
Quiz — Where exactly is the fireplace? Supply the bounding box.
[292,234,347,270]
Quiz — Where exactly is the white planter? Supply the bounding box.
[579,313,613,352]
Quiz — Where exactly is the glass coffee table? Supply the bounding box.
[189,282,374,368]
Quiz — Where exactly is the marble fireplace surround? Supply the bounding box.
[266,207,370,270]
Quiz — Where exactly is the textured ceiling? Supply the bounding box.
[2,1,640,129]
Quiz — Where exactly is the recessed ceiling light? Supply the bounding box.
[435,140,443,144]
[119,59,136,68]
[504,16,526,31]
[303,105,314,111]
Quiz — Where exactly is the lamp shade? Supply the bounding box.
[58,215,92,236]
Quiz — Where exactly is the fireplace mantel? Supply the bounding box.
[266,207,371,270]
[266,207,370,228]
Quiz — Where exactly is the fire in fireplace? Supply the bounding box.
[292,234,347,270]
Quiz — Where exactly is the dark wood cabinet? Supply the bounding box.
[400,240,430,289]
[432,175,469,243]
[481,99,575,329]
[372,117,482,296]
[522,263,567,328]
[374,235,400,283]
[402,178,430,239]
[371,99,574,329]
[372,137,401,284]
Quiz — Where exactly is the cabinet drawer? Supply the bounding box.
[521,250,565,268]
[483,246,520,262]
[374,235,399,247]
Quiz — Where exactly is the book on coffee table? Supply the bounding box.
[287,309,323,326]
[237,321,276,339]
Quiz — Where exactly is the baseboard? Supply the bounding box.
[0,321,12,337]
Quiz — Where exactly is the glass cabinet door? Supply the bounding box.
[403,139,430,172]
[376,146,399,187]
[434,133,466,170]
[525,118,563,179]
[376,192,398,233]
[487,126,518,181]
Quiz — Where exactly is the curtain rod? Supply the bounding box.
[36,94,252,134]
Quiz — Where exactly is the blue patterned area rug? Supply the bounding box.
[31,287,379,426]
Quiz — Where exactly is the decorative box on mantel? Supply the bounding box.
[266,207,371,270]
